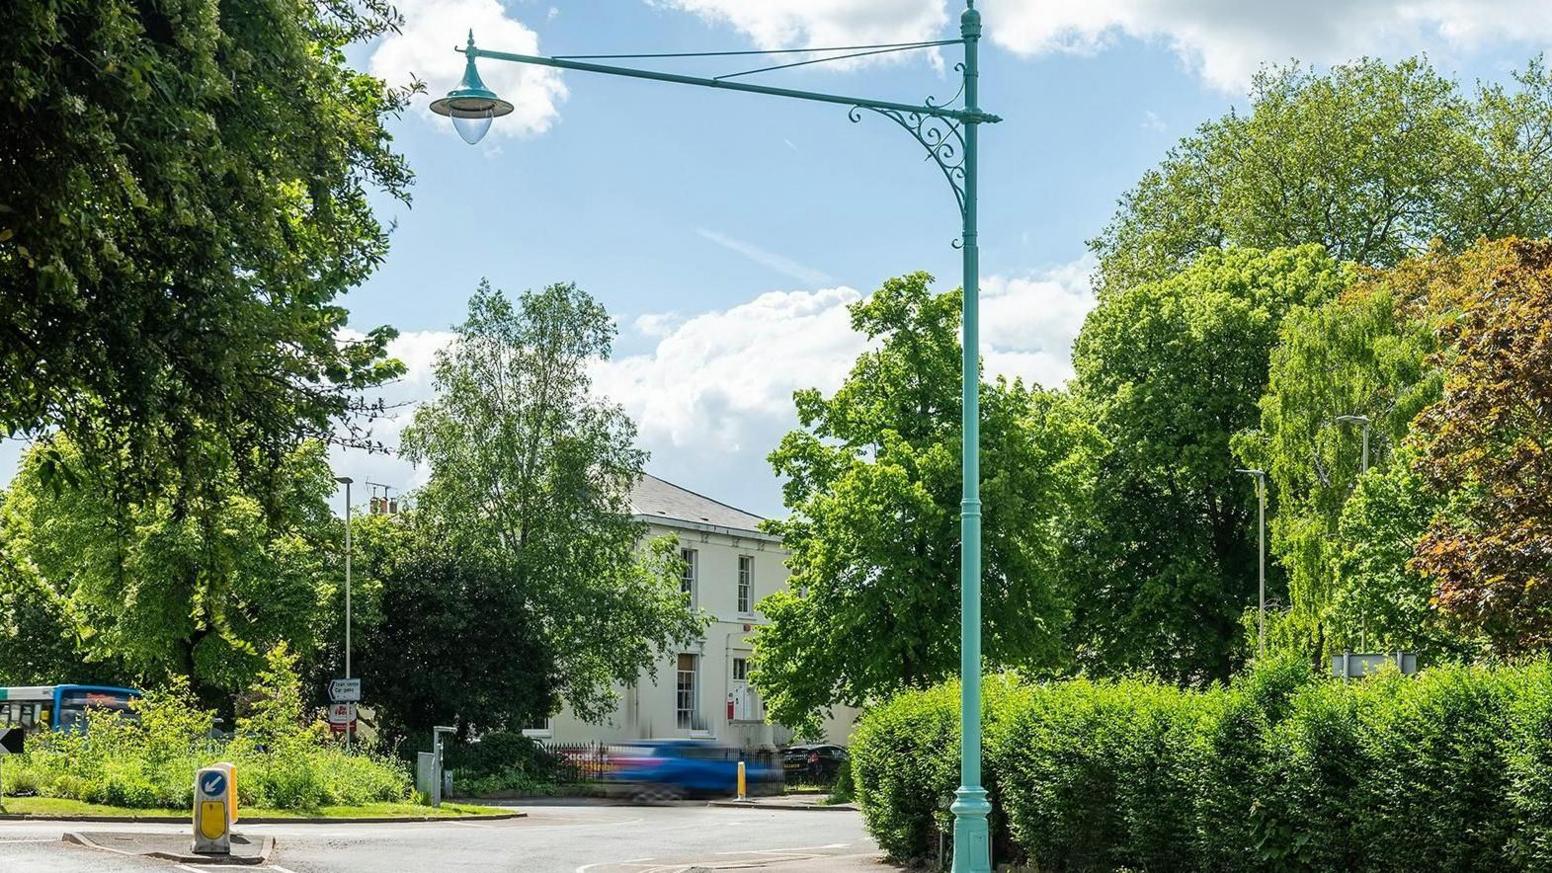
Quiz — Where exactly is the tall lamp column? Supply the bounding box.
[334,475,354,749]
[427,8,1000,868]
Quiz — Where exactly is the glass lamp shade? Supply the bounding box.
[451,111,494,145]
[429,92,513,146]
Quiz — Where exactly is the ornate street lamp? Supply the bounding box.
[429,32,515,144]
[432,7,1000,870]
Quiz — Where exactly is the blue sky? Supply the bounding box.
[6,0,1551,517]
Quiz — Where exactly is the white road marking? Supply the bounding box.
[712,841,848,855]
[575,860,655,873]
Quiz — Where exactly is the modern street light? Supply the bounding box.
[429,9,1001,870]
[334,475,354,749]
[1236,468,1268,655]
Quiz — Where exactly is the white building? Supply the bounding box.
[530,474,856,750]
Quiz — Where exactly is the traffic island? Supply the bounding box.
[0,796,522,822]
[65,831,275,865]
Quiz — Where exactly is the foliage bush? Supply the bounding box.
[9,647,412,811]
[852,657,1552,871]
[439,730,568,797]
[849,676,1025,861]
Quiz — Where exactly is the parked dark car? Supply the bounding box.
[781,743,847,783]
[607,739,781,800]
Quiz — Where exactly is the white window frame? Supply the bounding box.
[732,657,748,681]
[675,653,698,730]
[680,547,698,606]
[737,554,754,615]
[521,715,554,739]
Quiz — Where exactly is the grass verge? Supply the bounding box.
[0,796,512,820]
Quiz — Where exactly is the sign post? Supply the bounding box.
[329,679,361,742]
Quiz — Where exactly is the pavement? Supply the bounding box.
[0,800,890,873]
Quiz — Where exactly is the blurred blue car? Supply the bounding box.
[607,739,781,800]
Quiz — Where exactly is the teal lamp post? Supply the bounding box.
[434,6,999,869]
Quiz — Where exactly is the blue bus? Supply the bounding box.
[0,685,142,733]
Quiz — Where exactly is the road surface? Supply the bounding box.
[0,800,886,873]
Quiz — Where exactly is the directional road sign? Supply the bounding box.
[0,727,22,756]
[329,678,361,703]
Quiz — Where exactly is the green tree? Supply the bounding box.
[0,436,342,694]
[354,510,557,742]
[753,272,1102,729]
[1092,57,1552,292]
[401,281,702,722]
[1412,240,1552,653]
[1253,241,1513,654]
[0,539,86,684]
[1326,446,1461,656]
[1069,246,1349,682]
[0,0,410,498]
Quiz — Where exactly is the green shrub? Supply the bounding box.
[850,680,960,861]
[850,676,1024,863]
[851,658,1552,872]
[828,756,855,804]
[9,649,413,812]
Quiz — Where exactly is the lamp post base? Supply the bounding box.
[950,786,992,872]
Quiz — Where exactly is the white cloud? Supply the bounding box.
[987,0,1552,91]
[326,329,456,511]
[696,228,834,286]
[980,255,1096,387]
[1140,110,1166,133]
[369,0,567,138]
[0,263,1097,518]
[595,257,1095,513]
[658,0,949,51]
[656,0,1552,92]
[654,0,950,72]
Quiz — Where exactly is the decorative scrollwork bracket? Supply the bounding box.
[847,65,983,244]
[849,104,968,223]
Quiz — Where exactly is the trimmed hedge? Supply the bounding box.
[851,657,1552,871]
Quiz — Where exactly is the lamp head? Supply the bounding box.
[429,31,515,145]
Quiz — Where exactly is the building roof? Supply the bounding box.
[629,473,767,535]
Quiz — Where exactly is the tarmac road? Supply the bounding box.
[0,800,887,873]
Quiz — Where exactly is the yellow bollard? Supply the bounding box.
[737,760,747,801]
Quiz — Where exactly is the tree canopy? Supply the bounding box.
[1411,240,1552,653]
[354,512,556,742]
[752,272,1102,728]
[1092,57,1552,292]
[0,0,410,498]
[1068,246,1350,682]
[0,435,343,696]
[1250,244,1510,652]
[401,281,703,722]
